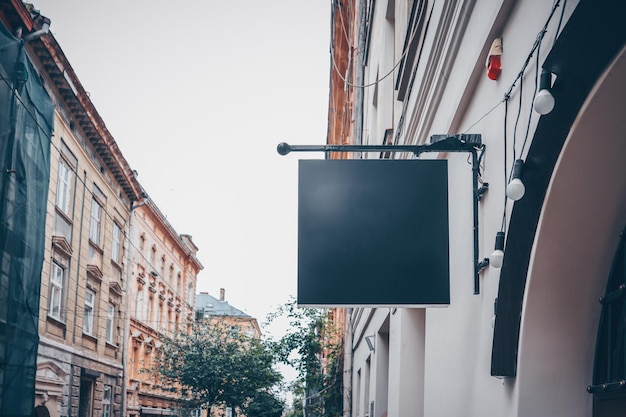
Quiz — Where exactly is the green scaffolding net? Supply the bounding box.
[0,20,54,417]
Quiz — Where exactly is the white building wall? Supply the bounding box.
[345,1,607,417]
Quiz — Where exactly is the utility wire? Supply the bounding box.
[330,0,426,89]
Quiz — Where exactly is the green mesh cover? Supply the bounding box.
[0,20,54,417]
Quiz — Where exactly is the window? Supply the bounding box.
[106,303,115,344]
[136,287,144,320]
[102,384,111,417]
[56,158,72,213]
[89,198,103,245]
[149,246,156,268]
[160,256,165,277]
[49,261,65,320]
[156,302,162,329]
[84,289,95,335]
[187,284,194,306]
[112,222,122,264]
[146,296,152,324]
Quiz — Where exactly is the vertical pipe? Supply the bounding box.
[121,203,136,417]
[72,170,87,344]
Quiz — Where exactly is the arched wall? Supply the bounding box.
[491,0,626,379]
[515,46,626,417]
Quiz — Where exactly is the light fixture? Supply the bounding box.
[477,182,489,201]
[506,159,525,201]
[365,335,375,352]
[534,69,555,115]
[490,232,505,269]
[486,38,503,80]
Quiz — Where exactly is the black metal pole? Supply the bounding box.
[472,149,482,294]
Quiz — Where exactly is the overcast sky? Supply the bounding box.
[31,1,330,330]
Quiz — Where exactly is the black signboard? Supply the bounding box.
[298,159,450,307]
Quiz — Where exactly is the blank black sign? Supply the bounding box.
[298,159,450,307]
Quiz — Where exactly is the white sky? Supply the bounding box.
[31,1,330,330]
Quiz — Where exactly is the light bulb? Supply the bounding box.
[506,178,525,201]
[490,249,504,268]
[490,231,505,269]
[534,89,555,115]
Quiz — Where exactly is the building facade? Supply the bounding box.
[195,289,261,339]
[125,198,202,417]
[0,3,142,417]
[0,2,204,417]
[326,0,626,416]
[14,5,145,417]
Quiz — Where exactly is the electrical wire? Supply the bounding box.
[553,0,567,46]
[330,0,426,89]
[461,99,506,134]
[512,71,524,164]
[501,98,509,233]
[520,42,541,157]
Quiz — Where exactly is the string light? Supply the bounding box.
[534,69,555,115]
[506,159,526,201]
[490,232,506,269]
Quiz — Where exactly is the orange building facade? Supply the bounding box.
[126,199,203,416]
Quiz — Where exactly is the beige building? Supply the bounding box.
[0,2,204,417]
[6,6,146,417]
[125,198,203,417]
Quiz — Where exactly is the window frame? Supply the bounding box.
[106,303,115,344]
[89,198,103,246]
[56,157,72,214]
[83,288,96,335]
[111,222,122,265]
[49,260,65,320]
[102,384,112,417]
[136,287,144,321]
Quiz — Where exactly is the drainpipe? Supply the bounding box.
[24,18,50,42]
[121,197,147,417]
[353,0,367,147]
[72,170,87,345]
[343,308,353,417]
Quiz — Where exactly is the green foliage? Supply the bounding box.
[151,320,282,412]
[265,298,343,417]
[242,390,285,417]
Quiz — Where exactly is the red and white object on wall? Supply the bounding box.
[486,38,503,80]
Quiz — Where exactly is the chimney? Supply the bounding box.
[219,288,225,302]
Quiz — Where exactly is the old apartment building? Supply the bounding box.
[126,197,202,416]
[0,2,203,417]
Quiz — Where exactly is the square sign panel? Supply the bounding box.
[298,159,449,307]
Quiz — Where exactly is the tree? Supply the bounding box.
[242,390,285,417]
[265,298,343,417]
[151,321,282,414]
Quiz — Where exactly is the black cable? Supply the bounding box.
[521,42,541,156]
[553,0,567,46]
[501,98,509,233]
[512,70,524,164]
